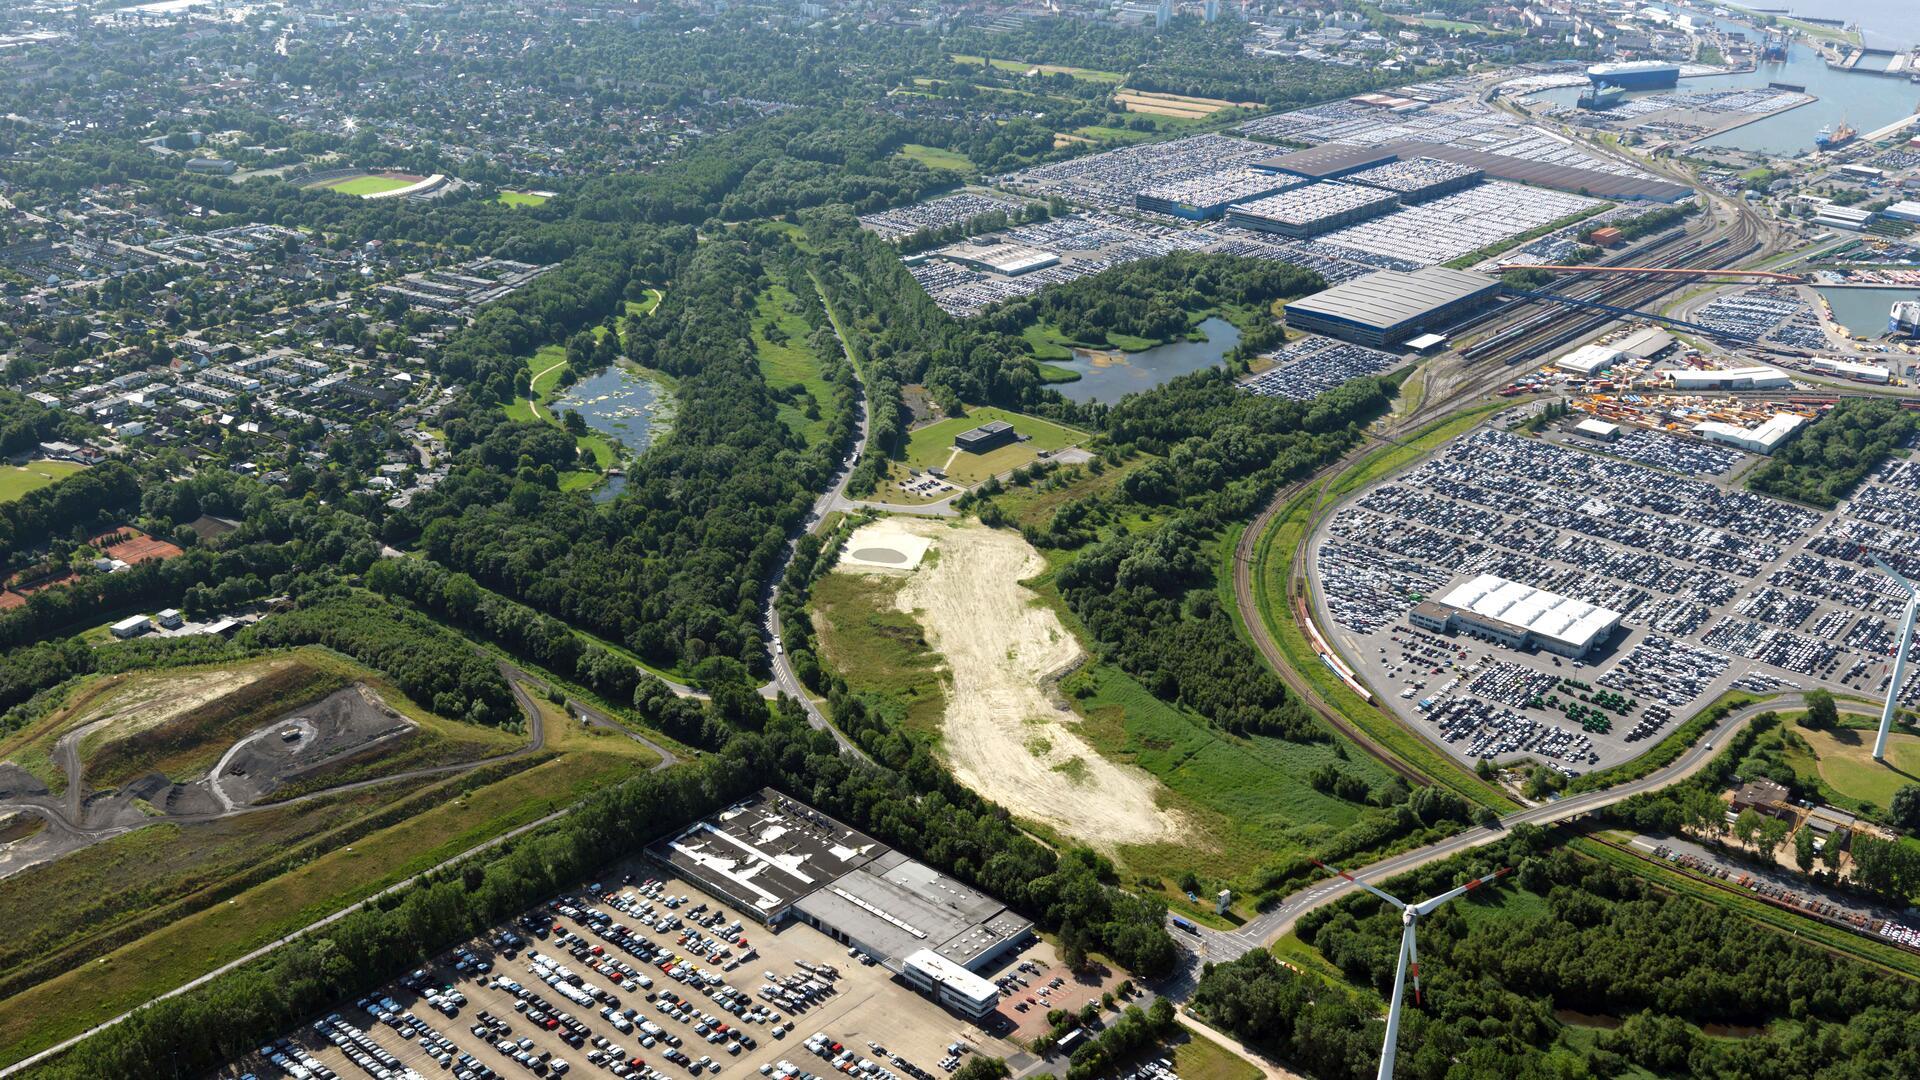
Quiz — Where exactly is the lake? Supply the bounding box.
[1816,285,1917,337]
[548,364,669,502]
[1049,317,1242,405]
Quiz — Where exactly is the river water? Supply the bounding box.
[1816,285,1918,336]
[1533,7,1917,157]
[1049,317,1242,405]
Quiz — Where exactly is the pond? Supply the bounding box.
[1048,317,1242,405]
[1816,286,1917,338]
[548,363,671,503]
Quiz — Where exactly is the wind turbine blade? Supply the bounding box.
[1407,919,1422,1007]
[1312,859,1407,909]
[1412,867,1513,916]
[1871,554,1920,597]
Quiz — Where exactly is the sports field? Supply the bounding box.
[0,459,85,503]
[306,173,419,196]
[498,189,550,207]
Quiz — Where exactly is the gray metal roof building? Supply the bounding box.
[1255,141,1691,203]
[652,789,1032,976]
[1285,267,1502,347]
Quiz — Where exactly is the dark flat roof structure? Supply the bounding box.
[1287,266,1499,335]
[1256,140,1692,202]
[1255,143,1400,180]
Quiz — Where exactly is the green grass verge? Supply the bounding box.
[1248,404,1521,811]
[0,460,85,503]
[0,749,653,1067]
[896,144,974,172]
[1170,1026,1261,1080]
[1565,691,1762,794]
[809,571,948,734]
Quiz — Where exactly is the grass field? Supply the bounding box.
[498,189,550,207]
[0,459,84,503]
[1793,722,1920,810]
[752,284,839,448]
[0,690,661,1066]
[309,173,418,196]
[1065,662,1395,898]
[809,572,948,733]
[949,54,1124,82]
[1169,1026,1261,1080]
[896,144,974,172]
[899,406,1086,487]
[502,338,631,488]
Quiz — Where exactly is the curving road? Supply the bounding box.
[0,663,553,882]
[1180,696,1796,965]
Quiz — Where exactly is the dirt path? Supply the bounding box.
[854,518,1184,850]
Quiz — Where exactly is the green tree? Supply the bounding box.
[1794,825,1816,871]
[1890,784,1920,832]
[1800,690,1838,731]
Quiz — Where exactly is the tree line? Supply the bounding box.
[1748,397,1915,508]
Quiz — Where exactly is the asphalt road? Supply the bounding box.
[1161,696,1801,983]
[761,278,874,762]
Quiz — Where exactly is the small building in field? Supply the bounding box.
[110,614,152,639]
[954,420,1016,453]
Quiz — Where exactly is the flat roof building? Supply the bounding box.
[954,419,1016,453]
[939,243,1059,276]
[1134,168,1302,220]
[1615,327,1675,359]
[1668,365,1791,391]
[1413,573,1622,658]
[1253,141,1690,202]
[1224,181,1400,238]
[1574,418,1621,441]
[1811,357,1891,383]
[1284,266,1502,347]
[1554,343,1621,376]
[1692,412,1807,455]
[652,789,1032,1011]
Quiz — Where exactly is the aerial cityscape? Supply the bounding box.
[1,1,1920,1079]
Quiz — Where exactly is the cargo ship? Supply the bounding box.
[1815,120,1858,150]
[1893,299,1920,337]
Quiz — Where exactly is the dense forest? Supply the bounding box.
[971,252,1323,349]
[1195,825,1920,1080]
[1748,398,1915,508]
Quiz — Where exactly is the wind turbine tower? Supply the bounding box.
[1872,555,1919,761]
[1314,861,1512,1080]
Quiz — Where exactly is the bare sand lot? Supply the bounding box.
[836,519,1183,850]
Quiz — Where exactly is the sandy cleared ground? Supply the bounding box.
[840,520,934,569]
[72,660,294,761]
[840,518,1183,849]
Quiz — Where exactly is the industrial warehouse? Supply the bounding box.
[1411,574,1625,660]
[1283,266,1503,347]
[650,790,1033,1017]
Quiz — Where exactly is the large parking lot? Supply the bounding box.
[1309,421,1920,777]
[218,863,1031,1080]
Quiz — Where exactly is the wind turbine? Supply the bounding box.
[1871,555,1919,762]
[1312,860,1512,1080]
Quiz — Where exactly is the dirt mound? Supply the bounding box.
[850,518,1185,850]
[211,686,413,807]
[0,764,48,800]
